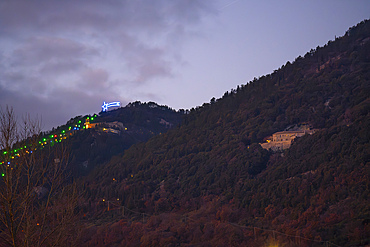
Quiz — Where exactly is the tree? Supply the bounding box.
[0,106,81,247]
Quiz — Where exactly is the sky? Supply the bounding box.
[0,0,369,131]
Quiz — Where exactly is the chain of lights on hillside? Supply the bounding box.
[1,101,121,176]
[0,114,100,176]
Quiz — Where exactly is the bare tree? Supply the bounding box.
[0,106,81,246]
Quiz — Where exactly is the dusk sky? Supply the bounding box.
[0,0,369,131]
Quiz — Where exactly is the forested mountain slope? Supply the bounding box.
[52,101,183,176]
[80,20,370,246]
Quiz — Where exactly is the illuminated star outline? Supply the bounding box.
[102,101,121,112]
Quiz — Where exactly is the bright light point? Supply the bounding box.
[78,120,81,123]
[2,173,4,177]
[91,117,94,121]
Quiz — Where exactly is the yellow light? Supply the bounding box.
[266,239,279,247]
[102,199,105,202]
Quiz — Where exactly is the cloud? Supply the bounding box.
[12,37,97,66]
[0,0,215,130]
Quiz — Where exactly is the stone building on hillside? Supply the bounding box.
[260,129,316,151]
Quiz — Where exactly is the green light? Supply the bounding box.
[62,130,65,133]
[83,126,86,129]
[87,117,90,120]
[43,138,46,142]
[1,173,4,177]
[50,135,53,138]
[78,120,81,123]
[24,146,27,148]
[3,151,7,155]
[91,117,94,121]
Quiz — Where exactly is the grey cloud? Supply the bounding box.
[11,37,98,67]
[0,83,126,131]
[39,59,86,75]
[0,0,213,35]
[0,0,215,130]
[80,68,109,90]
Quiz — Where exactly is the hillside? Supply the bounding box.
[40,101,183,176]
[80,20,370,246]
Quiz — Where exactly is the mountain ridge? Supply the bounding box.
[75,20,370,246]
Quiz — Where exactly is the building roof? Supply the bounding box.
[273,130,305,135]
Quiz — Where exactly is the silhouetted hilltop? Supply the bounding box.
[38,101,184,176]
